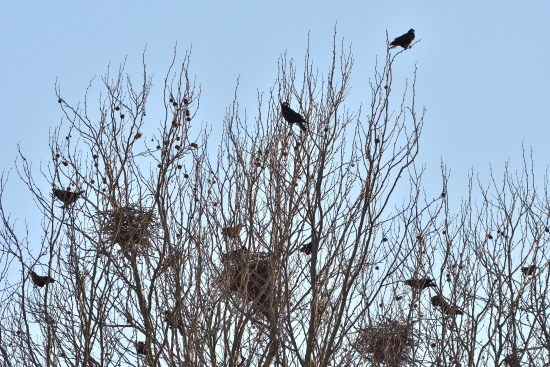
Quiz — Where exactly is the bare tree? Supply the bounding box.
[0,34,548,367]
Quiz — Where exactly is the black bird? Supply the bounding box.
[52,188,84,209]
[164,310,184,335]
[405,278,437,291]
[431,295,463,316]
[389,29,415,49]
[281,102,307,131]
[30,271,55,287]
[299,242,312,255]
[522,265,536,276]
[136,341,147,355]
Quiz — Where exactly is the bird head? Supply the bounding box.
[409,29,415,34]
[281,102,290,108]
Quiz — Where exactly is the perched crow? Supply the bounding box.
[281,102,307,131]
[405,278,437,291]
[164,310,184,335]
[52,188,84,209]
[221,246,248,263]
[221,224,243,240]
[389,29,415,49]
[299,242,312,255]
[136,341,147,355]
[30,271,55,287]
[431,295,463,316]
[522,265,536,276]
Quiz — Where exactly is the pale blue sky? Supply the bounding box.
[1,1,549,214]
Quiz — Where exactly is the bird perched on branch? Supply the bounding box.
[136,341,147,355]
[522,265,536,276]
[221,224,243,240]
[299,242,312,255]
[389,29,415,49]
[30,271,55,287]
[405,278,437,291]
[281,102,308,131]
[164,310,185,335]
[431,295,463,316]
[52,188,84,209]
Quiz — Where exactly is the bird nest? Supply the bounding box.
[99,205,157,255]
[218,248,274,317]
[355,319,413,367]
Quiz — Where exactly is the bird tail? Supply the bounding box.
[297,122,307,131]
[388,44,396,49]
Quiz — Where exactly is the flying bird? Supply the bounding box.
[281,102,308,131]
[164,310,185,335]
[431,295,463,316]
[52,188,84,209]
[405,278,437,291]
[389,29,415,49]
[522,265,536,276]
[221,224,243,240]
[30,271,55,288]
[299,242,312,255]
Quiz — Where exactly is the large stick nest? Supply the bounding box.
[218,248,274,317]
[99,205,157,255]
[355,318,413,367]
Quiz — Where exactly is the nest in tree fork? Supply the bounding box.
[355,319,413,367]
[100,205,157,254]
[219,249,274,316]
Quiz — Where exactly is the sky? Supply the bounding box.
[1,0,549,220]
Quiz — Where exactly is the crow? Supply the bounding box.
[164,310,184,335]
[30,271,55,287]
[389,29,415,49]
[52,188,84,209]
[299,242,312,255]
[221,224,243,240]
[431,295,463,316]
[405,278,437,291]
[136,341,147,355]
[522,265,536,276]
[281,102,307,131]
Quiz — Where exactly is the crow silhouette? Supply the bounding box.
[405,278,437,291]
[522,265,536,276]
[281,102,307,131]
[136,341,147,355]
[164,310,184,335]
[52,188,84,209]
[221,224,243,240]
[299,242,312,255]
[389,29,415,49]
[431,295,463,316]
[30,271,55,287]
